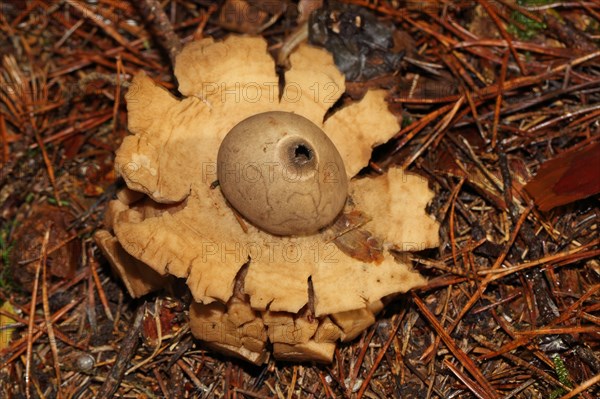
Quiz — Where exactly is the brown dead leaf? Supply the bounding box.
[10,204,79,291]
[141,298,184,347]
[326,210,384,264]
[218,0,283,34]
[0,301,18,351]
[525,142,600,211]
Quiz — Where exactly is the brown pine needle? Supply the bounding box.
[444,359,493,399]
[557,373,600,399]
[477,0,527,75]
[2,2,599,397]
[41,226,63,399]
[451,203,534,327]
[356,317,404,399]
[492,50,510,148]
[514,326,599,336]
[90,254,113,321]
[413,293,498,398]
[25,228,50,399]
[0,114,8,163]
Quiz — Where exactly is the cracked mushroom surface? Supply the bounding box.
[95,35,440,364]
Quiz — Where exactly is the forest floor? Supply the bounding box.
[0,1,599,398]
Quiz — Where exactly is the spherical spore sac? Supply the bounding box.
[217,111,348,236]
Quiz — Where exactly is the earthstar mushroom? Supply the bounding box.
[94,35,440,364]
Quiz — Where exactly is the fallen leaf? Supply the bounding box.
[326,211,384,264]
[0,301,18,350]
[525,142,600,211]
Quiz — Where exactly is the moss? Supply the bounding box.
[0,222,15,290]
[47,197,70,206]
[549,354,573,399]
[508,0,551,40]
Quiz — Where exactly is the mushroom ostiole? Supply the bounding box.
[292,143,313,164]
